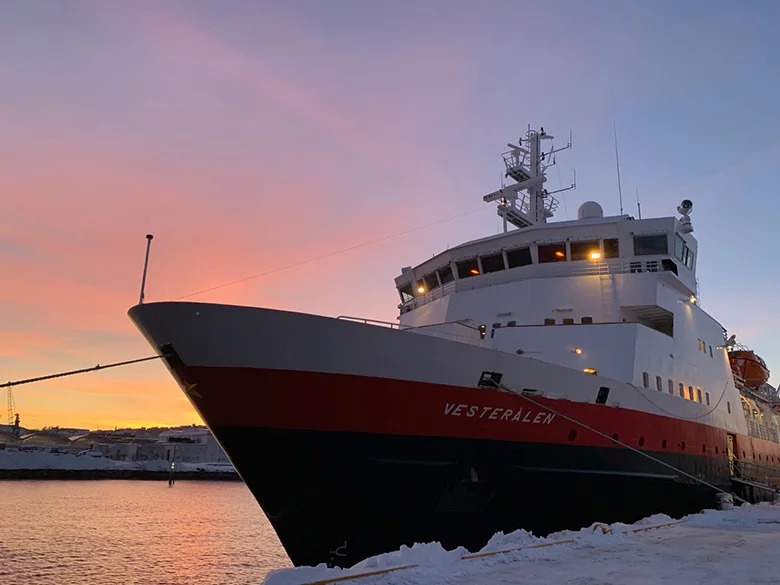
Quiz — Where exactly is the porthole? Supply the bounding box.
[662,439,668,449]
[681,441,686,451]
[702,444,707,454]
[715,446,719,455]
[638,436,646,447]
[612,433,619,444]
[568,429,577,441]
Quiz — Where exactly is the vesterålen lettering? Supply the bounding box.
[443,403,555,425]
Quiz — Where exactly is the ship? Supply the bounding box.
[129,126,780,569]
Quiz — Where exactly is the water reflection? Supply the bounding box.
[1,480,291,585]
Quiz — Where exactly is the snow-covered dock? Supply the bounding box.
[265,502,780,585]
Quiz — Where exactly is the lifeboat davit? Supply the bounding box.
[729,349,770,389]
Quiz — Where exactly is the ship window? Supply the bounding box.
[705,392,711,406]
[633,234,668,256]
[679,383,684,397]
[642,372,649,388]
[656,376,663,392]
[604,238,620,259]
[688,385,694,401]
[668,379,674,395]
[697,388,703,403]
[423,272,440,292]
[581,316,593,324]
[727,401,731,414]
[544,318,555,325]
[438,265,454,285]
[562,317,574,325]
[709,345,713,358]
[684,248,695,270]
[630,261,642,273]
[538,242,567,263]
[398,283,414,303]
[506,246,532,268]
[480,253,505,273]
[674,234,685,261]
[456,258,480,278]
[697,339,702,352]
[570,240,600,261]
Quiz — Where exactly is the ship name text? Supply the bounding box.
[443,403,555,425]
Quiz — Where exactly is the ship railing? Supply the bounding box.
[335,316,404,329]
[733,460,780,491]
[745,419,779,444]
[335,316,483,345]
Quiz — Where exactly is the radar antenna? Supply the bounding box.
[483,126,575,232]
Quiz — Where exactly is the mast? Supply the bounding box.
[483,126,575,231]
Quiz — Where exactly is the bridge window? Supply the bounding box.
[422,272,439,292]
[570,240,600,261]
[538,242,567,263]
[438,265,454,285]
[398,283,413,303]
[674,234,695,270]
[506,246,532,268]
[480,253,506,273]
[642,372,649,388]
[604,238,620,259]
[633,234,668,256]
[456,258,480,278]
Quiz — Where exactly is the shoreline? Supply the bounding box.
[0,469,241,481]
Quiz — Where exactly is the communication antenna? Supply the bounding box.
[613,121,624,215]
[635,186,642,220]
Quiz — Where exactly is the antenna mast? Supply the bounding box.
[482,126,575,231]
[635,186,642,220]
[613,121,624,216]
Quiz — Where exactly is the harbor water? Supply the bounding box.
[0,480,291,585]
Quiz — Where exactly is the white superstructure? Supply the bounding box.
[393,126,744,433]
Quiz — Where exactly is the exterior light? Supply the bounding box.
[590,252,601,260]
[478,324,486,339]
[417,286,425,294]
[689,295,697,304]
[555,251,565,258]
[583,368,598,375]
[573,348,583,354]
[470,269,480,275]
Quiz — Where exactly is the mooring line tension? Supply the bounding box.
[1,354,167,389]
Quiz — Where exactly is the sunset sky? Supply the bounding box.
[2,0,780,430]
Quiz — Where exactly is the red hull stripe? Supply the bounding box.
[177,365,780,464]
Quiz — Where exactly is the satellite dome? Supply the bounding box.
[577,201,604,220]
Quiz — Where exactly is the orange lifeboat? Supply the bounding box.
[729,349,770,389]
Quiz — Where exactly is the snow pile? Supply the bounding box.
[0,449,234,472]
[262,502,780,585]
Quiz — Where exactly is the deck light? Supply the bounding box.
[470,269,480,275]
[417,286,425,294]
[689,295,697,304]
[583,368,598,375]
[555,251,565,258]
[573,348,583,354]
[590,252,601,260]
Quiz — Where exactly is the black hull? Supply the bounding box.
[214,426,734,568]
